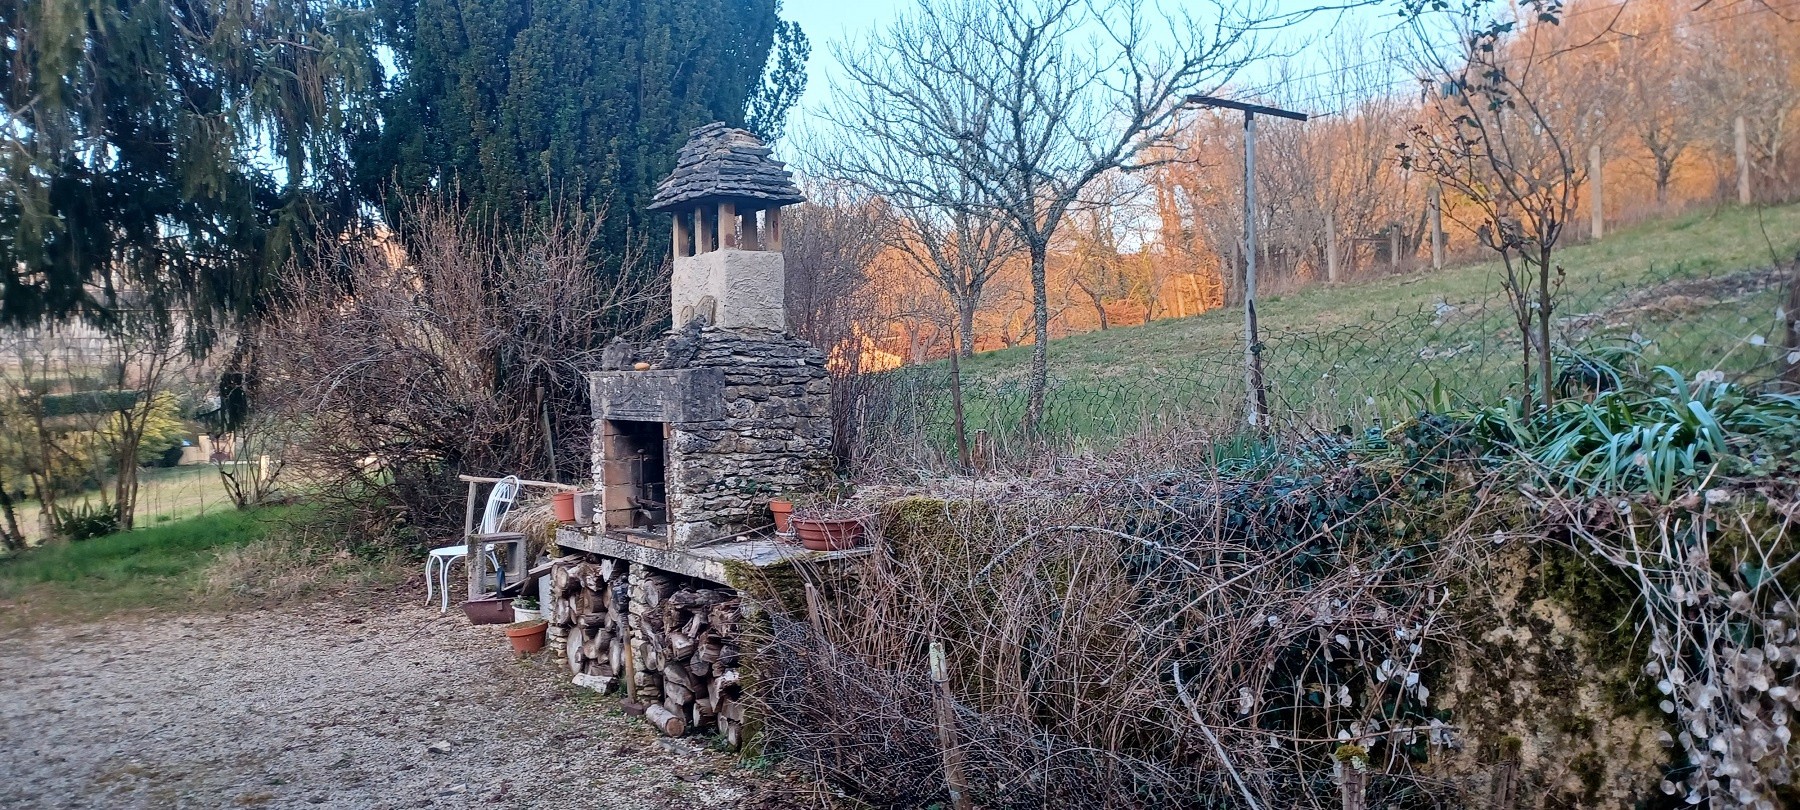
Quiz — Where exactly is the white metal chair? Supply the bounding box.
[425,475,521,613]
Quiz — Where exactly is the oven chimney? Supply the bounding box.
[648,123,804,332]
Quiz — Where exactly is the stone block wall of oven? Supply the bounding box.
[590,323,833,548]
[665,327,832,545]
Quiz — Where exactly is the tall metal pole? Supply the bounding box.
[1242,110,1267,429]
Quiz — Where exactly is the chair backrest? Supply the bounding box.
[478,475,521,535]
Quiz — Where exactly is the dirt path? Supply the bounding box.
[0,598,812,809]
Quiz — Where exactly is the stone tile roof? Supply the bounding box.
[648,122,805,212]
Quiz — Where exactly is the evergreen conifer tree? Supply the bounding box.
[357,0,807,286]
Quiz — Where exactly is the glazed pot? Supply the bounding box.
[463,595,514,625]
[790,516,866,552]
[551,491,577,522]
[505,619,548,654]
[769,499,795,534]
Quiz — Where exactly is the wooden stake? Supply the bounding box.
[1325,212,1340,284]
[1340,768,1367,810]
[804,582,825,641]
[1589,144,1604,241]
[464,480,484,601]
[1735,116,1752,205]
[1785,256,1800,389]
[1389,225,1400,273]
[1491,742,1520,809]
[1428,185,1444,269]
[929,642,974,810]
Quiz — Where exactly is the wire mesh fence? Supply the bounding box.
[9,462,250,545]
[845,256,1795,469]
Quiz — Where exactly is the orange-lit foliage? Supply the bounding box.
[826,0,1798,367]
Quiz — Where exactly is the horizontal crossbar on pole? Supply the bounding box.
[1185,95,1310,122]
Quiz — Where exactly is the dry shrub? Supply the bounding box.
[203,534,405,604]
[751,423,1510,808]
[257,196,662,549]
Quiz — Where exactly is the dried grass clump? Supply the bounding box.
[749,424,1507,808]
[203,534,405,603]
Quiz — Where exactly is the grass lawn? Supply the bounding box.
[0,506,296,621]
[894,203,1800,443]
[10,464,239,546]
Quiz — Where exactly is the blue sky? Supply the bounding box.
[779,0,1417,121]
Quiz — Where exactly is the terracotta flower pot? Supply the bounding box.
[505,619,548,654]
[551,491,577,523]
[769,499,794,534]
[790,516,865,552]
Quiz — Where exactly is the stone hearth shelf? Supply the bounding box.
[554,525,870,586]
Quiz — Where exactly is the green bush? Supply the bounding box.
[1465,367,1800,499]
[51,501,120,542]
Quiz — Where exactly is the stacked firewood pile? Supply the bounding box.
[549,558,630,693]
[546,556,744,745]
[629,569,746,746]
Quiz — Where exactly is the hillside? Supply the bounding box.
[889,204,1800,441]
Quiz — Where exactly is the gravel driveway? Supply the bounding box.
[0,597,813,809]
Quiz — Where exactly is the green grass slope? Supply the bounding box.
[910,204,1800,440]
[0,506,294,618]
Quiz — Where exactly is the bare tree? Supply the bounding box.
[1400,0,1606,410]
[886,192,1019,359]
[1615,2,1704,208]
[1694,5,1800,202]
[100,311,183,530]
[830,0,1266,432]
[784,185,890,365]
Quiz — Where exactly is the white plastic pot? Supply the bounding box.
[513,607,542,623]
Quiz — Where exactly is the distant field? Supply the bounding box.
[878,203,1800,445]
[10,464,239,545]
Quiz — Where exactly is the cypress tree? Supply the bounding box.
[357,0,805,282]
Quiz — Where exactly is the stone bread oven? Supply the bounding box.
[548,125,857,744]
[563,122,834,569]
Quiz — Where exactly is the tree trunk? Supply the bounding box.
[1026,242,1049,433]
[948,337,971,472]
[957,297,977,358]
[1537,245,1556,408]
[1782,253,1800,390]
[113,425,143,531]
[1085,286,1109,330]
[0,484,25,551]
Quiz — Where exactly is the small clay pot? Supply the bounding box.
[551,491,577,523]
[505,619,548,654]
[769,499,794,534]
[790,516,866,552]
